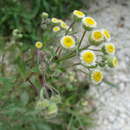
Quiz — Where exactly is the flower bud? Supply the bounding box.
[107,56,118,68]
[41,12,49,19]
[47,103,58,115]
[35,99,50,110]
[12,29,23,38]
[80,100,88,106]
[102,43,116,55]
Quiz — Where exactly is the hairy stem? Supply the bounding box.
[78,30,87,49]
[28,79,39,96]
[65,21,75,35]
[57,45,90,62]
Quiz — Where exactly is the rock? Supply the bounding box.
[79,0,130,130]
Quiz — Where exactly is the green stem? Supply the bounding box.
[67,63,81,68]
[28,79,39,96]
[56,45,90,62]
[55,46,60,54]
[1,54,5,76]
[89,49,101,51]
[65,21,75,35]
[77,69,87,75]
[78,30,87,49]
[58,47,62,56]
[37,49,40,65]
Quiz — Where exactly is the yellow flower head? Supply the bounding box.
[112,57,118,67]
[51,18,60,24]
[53,26,60,32]
[73,10,85,19]
[80,50,96,65]
[60,35,76,49]
[82,17,97,30]
[104,43,116,55]
[35,41,43,49]
[58,19,64,24]
[60,22,69,30]
[91,30,104,43]
[102,29,111,41]
[91,70,104,84]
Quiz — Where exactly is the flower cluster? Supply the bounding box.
[36,10,118,85]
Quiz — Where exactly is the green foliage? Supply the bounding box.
[0,10,96,128]
[0,0,83,41]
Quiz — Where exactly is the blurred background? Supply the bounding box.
[0,0,84,42]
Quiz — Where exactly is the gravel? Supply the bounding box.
[81,0,130,130]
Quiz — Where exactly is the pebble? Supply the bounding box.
[80,0,130,130]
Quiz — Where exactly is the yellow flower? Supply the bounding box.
[58,19,64,24]
[104,43,116,55]
[91,70,104,84]
[80,50,96,65]
[60,22,69,30]
[35,41,43,49]
[73,10,85,19]
[53,26,60,32]
[102,29,111,41]
[60,35,76,49]
[82,17,97,30]
[90,30,104,45]
[58,20,71,30]
[51,18,60,24]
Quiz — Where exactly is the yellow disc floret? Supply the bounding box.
[60,35,76,49]
[53,26,60,32]
[80,50,96,65]
[35,41,43,49]
[51,18,60,24]
[105,43,116,54]
[102,29,111,41]
[112,57,118,67]
[73,10,85,19]
[91,70,104,84]
[82,17,97,30]
[92,30,104,41]
[60,22,69,30]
